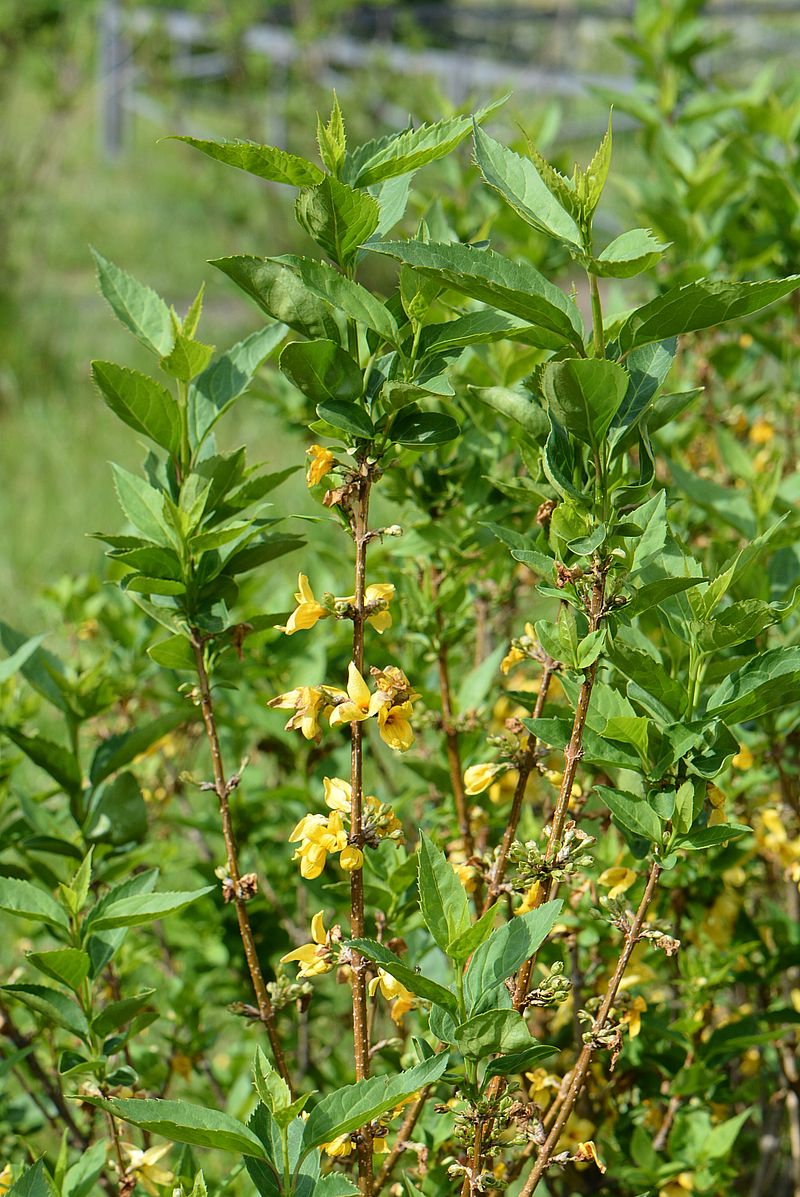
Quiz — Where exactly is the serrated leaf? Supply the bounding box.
[7,1160,55,1197]
[417,831,470,955]
[706,647,800,722]
[189,324,288,446]
[210,256,341,342]
[92,361,181,455]
[280,339,362,404]
[369,241,583,349]
[473,124,583,250]
[465,902,562,1013]
[91,249,173,356]
[111,465,173,545]
[0,877,69,930]
[618,276,800,354]
[87,886,213,930]
[26,949,90,992]
[350,111,479,187]
[2,984,90,1040]
[1,725,81,794]
[591,228,670,278]
[171,136,323,186]
[85,1096,269,1157]
[160,332,216,383]
[301,1054,448,1155]
[277,255,399,346]
[296,177,379,266]
[542,358,628,452]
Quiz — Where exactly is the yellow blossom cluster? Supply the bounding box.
[270,662,418,751]
[280,911,336,979]
[276,573,395,636]
[288,776,403,880]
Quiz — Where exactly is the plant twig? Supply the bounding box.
[517,859,662,1196]
[190,635,290,1087]
[483,660,556,912]
[349,469,374,1197]
[374,1085,431,1191]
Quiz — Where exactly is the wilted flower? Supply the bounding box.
[120,1142,174,1196]
[306,443,335,486]
[574,1141,606,1173]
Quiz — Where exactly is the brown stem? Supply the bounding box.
[374,1085,431,1191]
[190,635,290,1087]
[350,471,374,1196]
[438,640,475,859]
[518,860,662,1196]
[483,661,556,912]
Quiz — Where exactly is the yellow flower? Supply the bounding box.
[340,844,364,871]
[0,1166,13,1197]
[544,769,564,788]
[120,1142,173,1196]
[329,662,375,727]
[598,867,637,900]
[276,574,329,636]
[464,763,504,795]
[369,969,418,1025]
[501,645,525,675]
[732,744,754,770]
[365,583,395,633]
[525,1068,560,1108]
[621,994,647,1039]
[516,883,542,915]
[456,863,481,893]
[322,1133,353,1158]
[269,686,325,741]
[306,443,335,486]
[323,776,352,812]
[289,811,347,879]
[749,419,775,445]
[377,700,414,751]
[373,1137,389,1153]
[575,1141,606,1173]
[281,911,335,979]
[659,1173,695,1197]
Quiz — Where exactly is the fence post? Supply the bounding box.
[98,0,128,158]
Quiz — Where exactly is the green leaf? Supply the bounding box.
[484,1043,557,1080]
[700,1108,752,1160]
[542,358,628,451]
[347,939,458,1015]
[189,324,288,446]
[0,633,46,684]
[147,636,196,671]
[7,1160,55,1197]
[2,984,90,1040]
[86,1096,269,1157]
[672,780,697,836]
[301,1054,448,1155]
[602,716,650,763]
[369,241,583,349]
[0,622,72,715]
[446,905,499,966]
[277,255,399,346]
[316,400,374,439]
[210,256,341,342]
[89,708,186,784]
[85,772,148,846]
[468,386,549,438]
[594,785,662,842]
[87,886,213,930]
[609,341,676,447]
[296,177,379,266]
[92,362,181,455]
[417,831,470,955]
[111,465,173,545]
[93,989,155,1037]
[160,333,216,383]
[390,409,460,447]
[91,248,174,356]
[170,136,323,186]
[280,339,362,404]
[350,111,481,187]
[591,228,670,278]
[465,902,562,1012]
[455,1010,532,1060]
[472,124,582,250]
[675,824,751,851]
[315,1178,359,1197]
[706,647,800,722]
[1,725,81,794]
[0,877,69,930]
[618,276,800,354]
[420,310,535,356]
[26,949,90,992]
[62,1140,107,1197]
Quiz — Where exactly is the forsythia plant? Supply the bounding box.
[2,87,800,1197]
